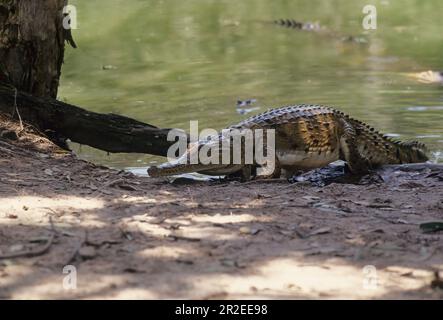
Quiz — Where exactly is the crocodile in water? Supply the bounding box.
[273,19,368,44]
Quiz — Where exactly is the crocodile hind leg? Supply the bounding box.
[339,120,371,174]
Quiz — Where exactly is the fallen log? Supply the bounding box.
[0,82,185,157]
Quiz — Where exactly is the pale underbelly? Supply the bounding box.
[276,149,340,169]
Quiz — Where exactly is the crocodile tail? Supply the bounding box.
[348,118,428,166]
[378,138,429,164]
[394,140,429,163]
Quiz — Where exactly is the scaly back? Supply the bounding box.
[231,105,428,166]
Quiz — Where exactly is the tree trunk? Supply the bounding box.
[0,0,67,98]
[0,1,180,157]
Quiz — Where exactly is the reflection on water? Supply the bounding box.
[61,0,443,169]
[407,106,443,111]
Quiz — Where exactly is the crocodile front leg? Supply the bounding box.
[240,165,253,182]
[255,157,282,179]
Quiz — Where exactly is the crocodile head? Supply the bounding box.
[147,134,244,177]
[147,159,231,177]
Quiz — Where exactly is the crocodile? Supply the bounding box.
[272,19,368,44]
[148,105,428,181]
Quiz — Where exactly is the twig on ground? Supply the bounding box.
[166,235,201,242]
[85,239,122,247]
[0,145,15,156]
[65,230,88,265]
[105,178,125,188]
[240,178,286,185]
[0,217,56,260]
[11,88,24,132]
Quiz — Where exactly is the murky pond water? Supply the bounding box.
[60,0,443,170]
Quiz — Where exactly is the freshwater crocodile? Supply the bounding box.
[148,105,428,181]
[272,19,368,44]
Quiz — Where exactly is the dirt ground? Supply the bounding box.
[0,115,443,300]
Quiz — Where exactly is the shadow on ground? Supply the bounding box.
[1,135,443,299]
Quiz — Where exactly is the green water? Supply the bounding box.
[59,0,443,169]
